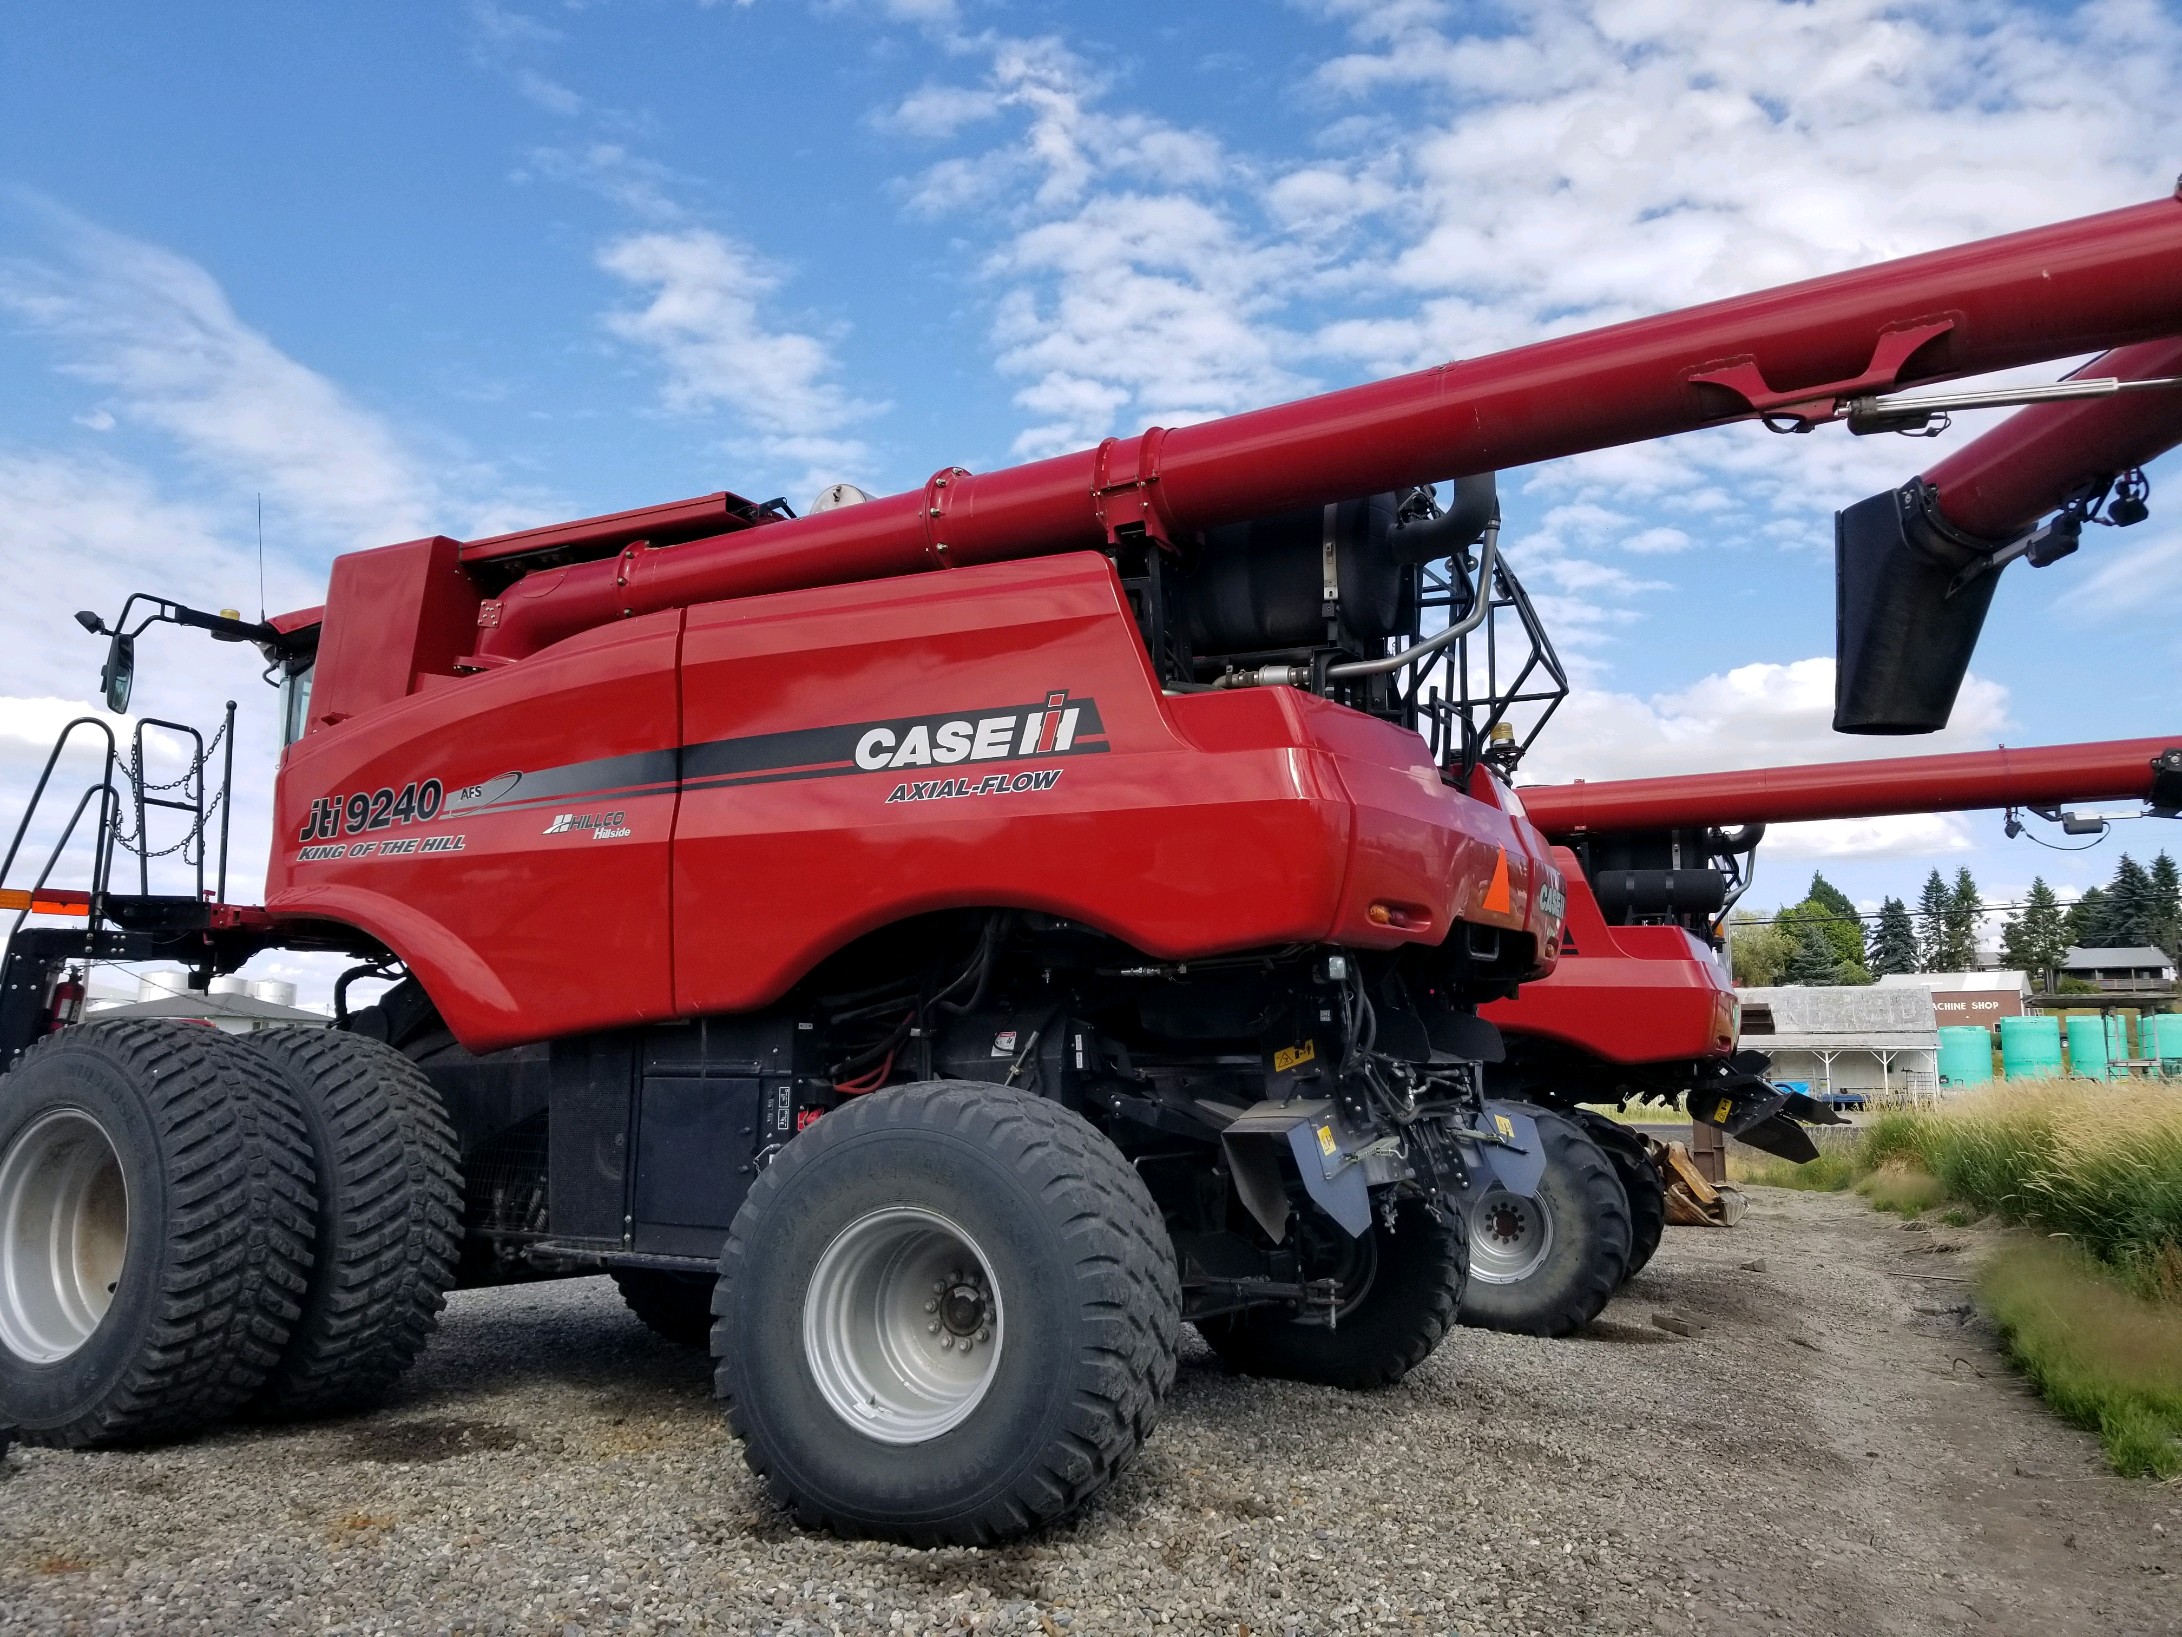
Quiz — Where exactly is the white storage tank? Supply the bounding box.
[136,970,190,1001]
[249,979,298,1009]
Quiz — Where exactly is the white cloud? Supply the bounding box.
[0,207,452,551]
[869,0,2182,666]
[2058,523,2182,627]
[1292,0,2182,570]
[1518,654,2013,786]
[598,229,881,496]
[1763,813,1980,860]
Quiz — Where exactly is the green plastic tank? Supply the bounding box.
[2149,1011,2182,1070]
[2066,1013,2125,1080]
[2000,1014,2064,1079]
[1936,1026,1994,1088]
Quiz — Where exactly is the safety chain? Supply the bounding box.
[112,783,225,860]
[129,717,227,794]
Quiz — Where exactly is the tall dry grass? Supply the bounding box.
[1898,1080,2182,1298]
[1731,1079,2182,1295]
[1728,1078,2182,1475]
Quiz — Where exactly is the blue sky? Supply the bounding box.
[2,0,2179,995]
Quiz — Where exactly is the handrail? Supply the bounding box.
[0,724,122,942]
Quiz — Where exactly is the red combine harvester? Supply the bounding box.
[1441,355,2182,1337]
[1450,736,2182,1335]
[7,190,2182,1543]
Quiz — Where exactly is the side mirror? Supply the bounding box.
[101,632,135,714]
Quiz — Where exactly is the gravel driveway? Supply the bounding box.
[3,1186,2176,1637]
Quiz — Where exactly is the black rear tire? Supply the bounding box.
[236,1029,462,1418]
[1576,1113,1666,1284]
[0,1021,316,1446]
[613,1269,715,1346]
[1457,1107,1631,1337]
[1199,1199,1465,1389]
[714,1081,1180,1546]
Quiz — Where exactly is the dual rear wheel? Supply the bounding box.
[0,1021,460,1447]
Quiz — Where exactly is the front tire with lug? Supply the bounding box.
[713,1081,1180,1546]
[0,1021,315,1446]
[1574,1112,1666,1285]
[1457,1107,1631,1337]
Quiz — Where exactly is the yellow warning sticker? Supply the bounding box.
[1715,1097,1733,1125]
[1273,1040,1317,1073]
[1493,1113,1515,1140]
[1316,1124,1337,1157]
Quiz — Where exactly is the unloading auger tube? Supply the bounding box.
[462,188,2182,668]
[1517,735,2182,836]
[1835,333,2182,733]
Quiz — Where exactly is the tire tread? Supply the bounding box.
[715,1081,1180,1546]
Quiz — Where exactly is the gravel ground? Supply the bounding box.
[3,1186,2177,1637]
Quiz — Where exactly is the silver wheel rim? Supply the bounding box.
[0,1109,130,1363]
[802,1206,1004,1445]
[1467,1187,1553,1285]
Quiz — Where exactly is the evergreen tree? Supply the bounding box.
[2106,854,2157,948]
[2151,852,2181,961]
[1803,871,1867,970]
[1916,869,1951,971]
[1783,915,1841,985]
[1999,877,2068,987]
[1868,896,1918,976]
[2066,885,2112,949]
[1941,866,1983,970]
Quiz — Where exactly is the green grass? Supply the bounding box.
[1730,1079,2182,1297]
[1726,1080,2182,1474]
[1977,1238,2182,1479]
[1856,1165,1950,1216]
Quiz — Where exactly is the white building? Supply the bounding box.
[1876,970,2031,1032]
[1737,983,1938,1100]
[84,971,329,1035]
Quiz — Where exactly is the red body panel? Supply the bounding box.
[268,555,1562,1052]
[1518,735,2178,836]
[1482,849,1736,1067]
[269,615,683,1045]
[1921,337,2182,541]
[462,192,2182,670]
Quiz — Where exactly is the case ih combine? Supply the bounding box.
[1442,344,2182,1341]
[5,188,2182,1543]
[1456,735,2182,1336]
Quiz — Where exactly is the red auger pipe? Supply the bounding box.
[1520,737,2180,836]
[478,190,2182,663]
[1920,335,2182,541]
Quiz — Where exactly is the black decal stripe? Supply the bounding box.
[435,704,1108,817]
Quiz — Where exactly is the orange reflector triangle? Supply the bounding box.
[1481,849,1512,916]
